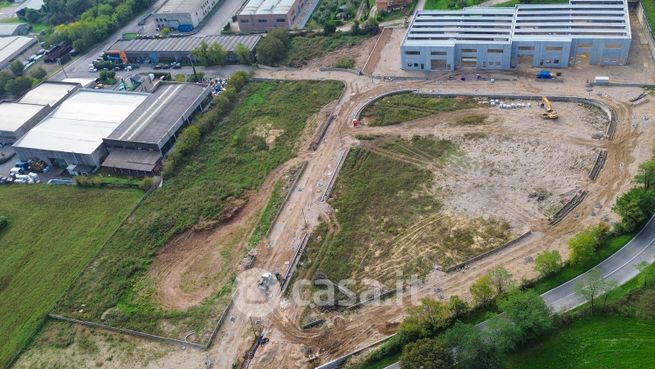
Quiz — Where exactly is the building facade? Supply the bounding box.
[237,0,307,31]
[154,0,220,32]
[401,0,631,71]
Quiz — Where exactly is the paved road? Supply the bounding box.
[382,216,655,369]
[194,0,247,35]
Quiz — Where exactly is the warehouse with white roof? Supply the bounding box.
[153,0,220,32]
[0,35,39,71]
[238,0,309,30]
[401,0,631,71]
[11,82,211,174]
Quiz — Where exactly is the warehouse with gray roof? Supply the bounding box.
[109,34,262,63]
[401,0,631,71]
[153,0,220,32]
[12,82,211,174]
[0,35,39,71]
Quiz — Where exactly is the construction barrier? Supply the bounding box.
[589,150,608,181]
[280,233,310,294]
[445,231,533,273]
[320,148,350,202]
[266,161,308,238]
[549,191,588,226]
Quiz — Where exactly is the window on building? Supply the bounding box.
[405,51,420,55]
[518,46,534,51]
[545,46,563,51]
[258,19,267,22]
[461,48,477,53]
[431,51,447,56]
[604,43,623,49]
[241,19,249,22]
[488,49,503,53]
[277,18,285,22]
[413,63,418,67]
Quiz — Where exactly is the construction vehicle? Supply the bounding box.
[540,96,559,119]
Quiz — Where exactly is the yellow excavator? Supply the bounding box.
[541,96,559,119]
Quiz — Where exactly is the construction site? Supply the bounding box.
[11,3,655,369]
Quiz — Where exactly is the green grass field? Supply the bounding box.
[362,94,479,126]
[299,137,511,290]
[284,33,370,67]
[0,186,142,368]
[506,316,655,369]
[54,80,344,340]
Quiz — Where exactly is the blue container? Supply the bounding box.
[178,24,194,32]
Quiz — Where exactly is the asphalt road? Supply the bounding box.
[381,215,655,369]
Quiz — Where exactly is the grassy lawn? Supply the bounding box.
[506,316,655,369]
[54,80,344,341]
[0,186,142,368]
[643,0,655,35]
[284,33,371,67]
[423,0,485,10]
[362,93,479,126]
[299,137,511,290]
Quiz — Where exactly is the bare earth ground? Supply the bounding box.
[14,16,655,369]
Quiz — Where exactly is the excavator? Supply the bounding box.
[541,96,559,120]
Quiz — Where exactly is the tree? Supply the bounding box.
[256,36,285,65]
[488,267,514,295]
[323,21,337,35]
[160,26,170,37]
[0,71,12,96]
[99,69,116,83]
[208,42,227,65]
[443,322,503,369]
[268,28,289,46]
[534,250,562,277]
[635,160,655,190]
[401,298,452,338]
[5,77,32,97]
[10,60,24,76]
[30,67,47,80]
[574,268,616,314]
[613,187,655,232]
[234,43,252,64]
[568,224,608,266]
[470,275,496,305]
[448,295,468,318]
[400,338,454,369]
[192,40,211,66]
[497,290,552,342]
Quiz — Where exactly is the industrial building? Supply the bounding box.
[237,0,308,31]
[0,23,30,36]
[0,81,80,144]
[12,82,211,174]
[401,0,631,71]
[108,35,261,64]
[0,35,39,71]
[153,0,220,32]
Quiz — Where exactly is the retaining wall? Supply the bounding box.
[445,231,533,273]
[637,1,655,63]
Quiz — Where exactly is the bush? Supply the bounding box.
[139,177,154,191]
[400,338,454,369]
[534,250,563,277]
[30,67,47,80]
[333,57,355,69]
[568,224,609,266]
[256,29,290,65]
[0,215,9,231]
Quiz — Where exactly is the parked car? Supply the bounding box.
[153,64,162,69]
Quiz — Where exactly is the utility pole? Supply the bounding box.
[189,53,199,82]
[58,58,68,78]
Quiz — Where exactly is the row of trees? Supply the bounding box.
[399,289,552,369]
[36,0,154,52]
[191,42,253,67]
[162,71,249,175]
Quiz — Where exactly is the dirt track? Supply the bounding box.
[14,18,655,369]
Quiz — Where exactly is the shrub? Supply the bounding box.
[400,338,454,369]
[534,250,563,277]
[30,67,47,80]
[568,224,609,266]
[333,57,355,69]
[0,215,9,231]
[139,177,154,191]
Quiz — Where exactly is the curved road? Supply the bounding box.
[381,216,655,369]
